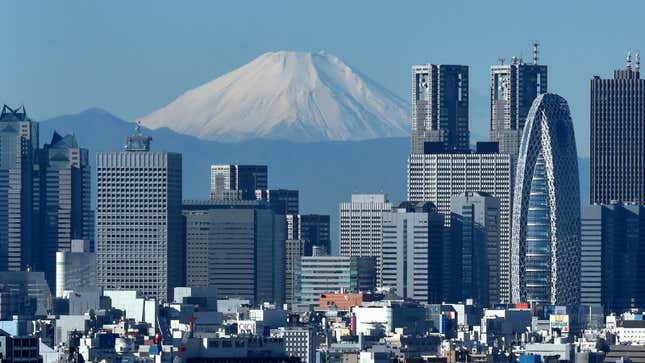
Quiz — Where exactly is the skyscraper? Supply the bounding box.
[490,44,547,161]
[210,164,268,200]
[450,192,501,306]
[407,152,512,302]
[35,132,91,291]
[182,199,286,305]
[96,126,184,301]
[511,93,580,305]
[581,204,645,312]
[381,202,444,303]
[286,214,331,255]
[590,52,645,205]
[411,64,469,154]
[0,105,38,272]
[255,188,299,215]
[339,194,393,285]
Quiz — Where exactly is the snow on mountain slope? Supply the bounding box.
[138,51,410,142]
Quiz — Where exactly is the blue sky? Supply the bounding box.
[2,0,643,156]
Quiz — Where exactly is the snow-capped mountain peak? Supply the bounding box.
[138,51,410,142]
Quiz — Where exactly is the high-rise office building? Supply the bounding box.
[255,189,299,215]
[581,204,645,312]
[590,52,645,205]
[490,44,547,161]
[285,239,309,306]
[96,126,184,301]
[407,152,512,301]
[35,132,91,291]
[339,194,393,285]
[511,94,580,305]
[381,202,444,303]
[182,199,286,305]
[210,165,268,200]
[450,192,501,306]
[0,105,38,272]
[286,214,331,255]
[411,64,469,154]
[294,255,375,312]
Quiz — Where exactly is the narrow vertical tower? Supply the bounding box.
[511,94,580,305]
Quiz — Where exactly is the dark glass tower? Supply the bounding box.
[411,64,469,154]
[591,52,645,205]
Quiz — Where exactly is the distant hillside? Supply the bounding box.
[40,108,591,252]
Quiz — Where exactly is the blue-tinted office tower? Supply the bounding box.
[511,94,580,305]
[0,105,38,272]
[35,132,92,291]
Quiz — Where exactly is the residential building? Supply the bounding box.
[411,64,469,154]
[36,132,91,291]
[210,164,268,200]
[55,239,96,298]
[295,255,375,311]
[182,199,286,305]
[407,152,512,302]
[511,94,580,305]
[0,105,38,272]
[96,125,184,301]
[381,201,444,303]
[339,194,392,285]
[591,52,645,205]
[490,45,548,161]
[450,192,501,306]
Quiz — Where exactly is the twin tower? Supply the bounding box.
[409,47,580,305]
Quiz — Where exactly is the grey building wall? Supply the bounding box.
[381,202,444,303]
[411,64,469,154]
[210,165,268,201]
[183,200,285,305]
[450,192,501,306]
[0,105,38,273]
[407,153,512,302]
[590,59,645,205]
[96,128,183,301]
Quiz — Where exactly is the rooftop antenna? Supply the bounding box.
[627,49,632,70]
[498,57,505,65]
[532,41,540,65]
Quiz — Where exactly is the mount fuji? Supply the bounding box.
[138,51,410,142]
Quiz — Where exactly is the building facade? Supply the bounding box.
[0,105,38,272]
[411,64,469,154]
[295,255,375,311]
[490,47,547,161]
[450,192,501,306]
[339,194,392,286]
[210,164,268,200]
[511,93,580,305]
[286,214,331,255]
[36,132,92,291]
[590,53,645,205]
[407,153,512,302]
[55,239,96,298]
[581,204,645,312]
[182,200,286,305]
[256,189,299,215]
[96,126,184,301]
[381,202,444,303]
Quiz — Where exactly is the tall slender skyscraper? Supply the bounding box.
[591,52,645,205]
[0,105,38,272]
[35,132,92,291]
[96,126,183,301]
[511,94,580,305]
[490,44,547,161]
[411,64,469,154]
